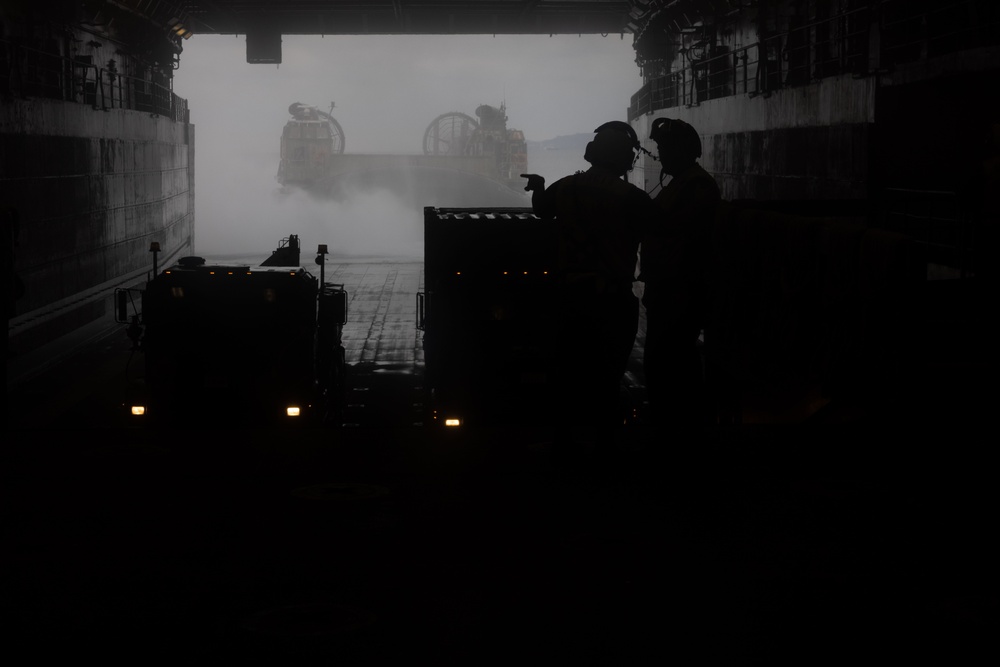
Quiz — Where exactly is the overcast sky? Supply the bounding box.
[172,33,643,257]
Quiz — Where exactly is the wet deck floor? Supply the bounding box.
[332,260,425,368]
[3,260,995,663]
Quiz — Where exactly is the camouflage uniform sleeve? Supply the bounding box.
[533,175,570,220]
[631,187,660,283]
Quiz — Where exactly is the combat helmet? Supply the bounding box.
[649,117,702,161]
[585,121,641,174]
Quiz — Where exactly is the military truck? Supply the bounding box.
[117,235,348,427]
[420,206,561,427]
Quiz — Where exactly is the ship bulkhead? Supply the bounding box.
[624,0,996,424]
[2,2,195,385]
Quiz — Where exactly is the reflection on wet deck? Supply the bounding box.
[326,261,425,367]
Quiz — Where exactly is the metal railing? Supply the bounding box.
[629,0,999,120]
[1,38,188,123]
[880,0,1000,67]
[631,5,871,119]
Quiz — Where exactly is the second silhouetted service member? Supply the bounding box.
[640,117,720,431]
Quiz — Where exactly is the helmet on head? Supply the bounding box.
[650,117,702,162]
[585,121,640,173]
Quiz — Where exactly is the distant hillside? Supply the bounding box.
[526,133,591,151]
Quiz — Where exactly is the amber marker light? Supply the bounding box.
[131,406,146,416]
[287,407,301,417]
[444,418,461,427]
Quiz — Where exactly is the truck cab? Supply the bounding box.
[120,236,348,427]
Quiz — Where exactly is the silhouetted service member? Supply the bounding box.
[522,122,657,444]
[641,117,720,429]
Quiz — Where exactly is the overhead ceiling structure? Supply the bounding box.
[159,1,633,62]
[176,1,632,35]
